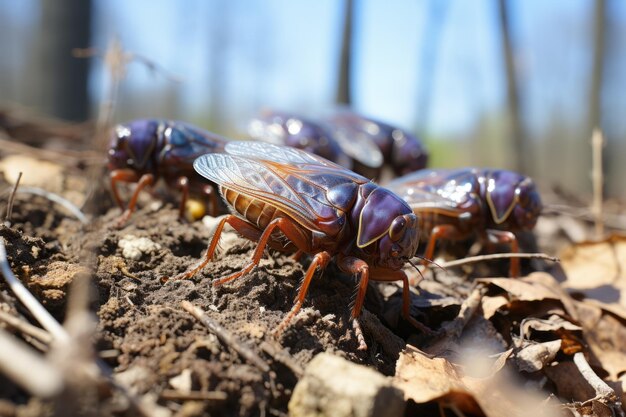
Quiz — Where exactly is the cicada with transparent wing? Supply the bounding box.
[168,141,433,349]
[386,168,542,276]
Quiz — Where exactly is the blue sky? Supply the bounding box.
[1,0,622,139]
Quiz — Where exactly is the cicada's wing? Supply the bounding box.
[387,168,482,216]
[194,146,369,235]
[162,121,228,166]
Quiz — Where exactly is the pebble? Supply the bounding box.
[289,352,405,417]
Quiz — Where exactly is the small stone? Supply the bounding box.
[289,352,405,417]
[118,235,161,260]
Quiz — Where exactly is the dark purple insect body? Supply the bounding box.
[248,110,352,170]
[170,141,431,349]
[325,111,429,177]
[108,119,228,223]
[386,168,542,276]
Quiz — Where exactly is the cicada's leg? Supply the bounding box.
[370,266,435,336]
[114,172,155,227]
[485,229,519,277]
[201,184,220,217]
[167,214,254,281]
[273,251,331,338]
[336,255,370,350]
[175,176,190,220]
[213,217,311,286]
[423,224,465,265]
[109,168,139,209]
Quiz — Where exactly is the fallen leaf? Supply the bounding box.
[395,346,561,417]
[574,301,626,380]
[560,234,626,312]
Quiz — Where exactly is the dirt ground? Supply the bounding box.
[1,115,625,417]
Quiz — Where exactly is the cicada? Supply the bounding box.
[170,141,431,349]
[386,168,542,276]
[108,119,228,224]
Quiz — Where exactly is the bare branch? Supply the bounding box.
[438,252,559,269]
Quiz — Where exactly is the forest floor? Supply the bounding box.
[0,109,625,417]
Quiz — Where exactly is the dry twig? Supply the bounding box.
[439,252,559,269]
[437,285,486,340]
[572,352,623,415]
[181,300,270,373]
[260,340,304,378]
[13,186,89,224]
[3,171,21,227]
[0,237,70,343]
[0,328,63,397]
[0,309,53,345]
[591,128,605,239]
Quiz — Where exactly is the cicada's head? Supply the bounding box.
[485,170,542,231]
[357,187,420,270]
[108,119,160,172]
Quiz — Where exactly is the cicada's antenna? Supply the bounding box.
[407,259,426,283]
[411,255,448,273]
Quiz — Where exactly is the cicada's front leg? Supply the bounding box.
[110,170,154,228]
[484,229,519,277]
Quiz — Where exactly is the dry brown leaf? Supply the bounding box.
[560,234,626,313]
[395,346,561,417]
[543,362,596,405]
[478,273,579,320]
[481,294,509,319]
[574,301,626,380]
[478,275,559,302]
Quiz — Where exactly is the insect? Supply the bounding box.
[386,168,542,277]
[108,119,229,225]
[169,141,432,349]
[248,109,352,169]
[325,110,429,177]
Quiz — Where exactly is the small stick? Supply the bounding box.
[437,285,486,339]
[591,128,605,239]
[573,352,623,415]
[0,237,70,343]
[181,300,270,373]
[0,310,53,345]
[0,328,63,397]
[4,171,22,227]
[439,252,559,269]
[160,389,228,402]
[14,186,89,224]
[260,341,304,377]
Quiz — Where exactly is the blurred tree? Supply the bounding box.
[589,0,606,134]
[208,0,232,133]
[336,0,354,105]
[29,0,92,121]
[415,0,449,130]
[497,0,526,173]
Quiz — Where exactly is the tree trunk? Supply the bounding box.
[336,0,354,105]
[497,0,525,173]
[34,0,92,121]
